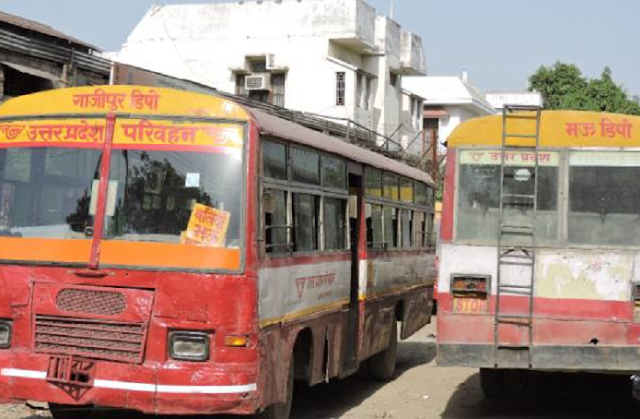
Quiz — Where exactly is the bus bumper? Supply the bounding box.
[0,351,259,415]
[438,343,640,373]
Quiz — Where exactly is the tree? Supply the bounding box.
[528,62,640,116]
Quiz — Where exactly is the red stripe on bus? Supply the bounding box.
[438,293,632,321]
[438,313,637,346]
[440,148,456,241]
[438,293,637,345]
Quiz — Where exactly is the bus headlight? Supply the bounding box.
[0,321,12,348]
[168,331,210,361]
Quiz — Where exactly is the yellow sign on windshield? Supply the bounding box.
[181,204,231,247]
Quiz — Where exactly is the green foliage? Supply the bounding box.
[529,62,640,116]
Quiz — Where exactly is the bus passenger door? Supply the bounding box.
[342,170,362,374]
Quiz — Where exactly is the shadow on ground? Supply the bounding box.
[442,371,640,418]
[290,341,436,419]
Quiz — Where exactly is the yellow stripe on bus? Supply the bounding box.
[259,299,350,329]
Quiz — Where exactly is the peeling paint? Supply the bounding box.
[538,252,631,300]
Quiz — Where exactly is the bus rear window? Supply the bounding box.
[456,150,558,245]
[569,151,640,246]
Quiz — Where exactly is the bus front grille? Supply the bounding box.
[34,315,147,363]
[56,289,127,316]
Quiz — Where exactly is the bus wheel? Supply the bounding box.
[369,320,398,381]
[479,368,505,399]
[258,356,294,419]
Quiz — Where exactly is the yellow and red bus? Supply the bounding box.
[438,109,640,396]
[0,86,436,417]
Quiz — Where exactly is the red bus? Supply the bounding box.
[0,86,436,418]
[438,108,640,397]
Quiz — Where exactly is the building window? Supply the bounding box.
[336,72,346,106]
[250,59,267,73]
[235,74,246,96]
[272,73,286,108]
[390,72,399,87]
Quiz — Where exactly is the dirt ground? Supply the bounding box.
[2,318,640,419]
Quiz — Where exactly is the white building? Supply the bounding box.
[114,0,427,155]
[485,91,544,113]
[403,74,496,147]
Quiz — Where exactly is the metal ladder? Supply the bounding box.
[494,105,542,368]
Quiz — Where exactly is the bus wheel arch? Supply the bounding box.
[292,327,313,382]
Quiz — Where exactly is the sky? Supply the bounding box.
[0,0,638,97]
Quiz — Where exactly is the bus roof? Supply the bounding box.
[448,110,640,148]
[252,108,435,187]
[0,85,251,121]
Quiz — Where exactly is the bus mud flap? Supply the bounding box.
[46,355,96,400]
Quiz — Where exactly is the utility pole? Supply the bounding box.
[389,0,395,19]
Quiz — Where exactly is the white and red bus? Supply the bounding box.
[0,86,435,418]
[437,109,640,397]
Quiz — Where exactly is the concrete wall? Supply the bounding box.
[438,106,485,146]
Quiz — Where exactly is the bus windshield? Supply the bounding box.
[0,147,101,239]
[105,148,242,247]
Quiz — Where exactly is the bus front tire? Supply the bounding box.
[369,320,398,381]
[258,356,294,419]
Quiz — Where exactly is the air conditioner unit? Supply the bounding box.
[245,74,270,91]
[266,54,277,70]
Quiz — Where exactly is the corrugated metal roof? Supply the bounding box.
[251,108,435,187]
[0,10,100,51]
[2,61,59,81]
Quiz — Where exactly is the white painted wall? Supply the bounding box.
[486,91,544,112]
[438,105,486,145]
[115,0,426,156]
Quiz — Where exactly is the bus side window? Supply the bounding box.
[324,197,347,250]
[366,203,384,250]
[414,211,426,247]
[401,209,413,248]
[264,189,289,254]
[293,193,320,252]
[383,206,398,249]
